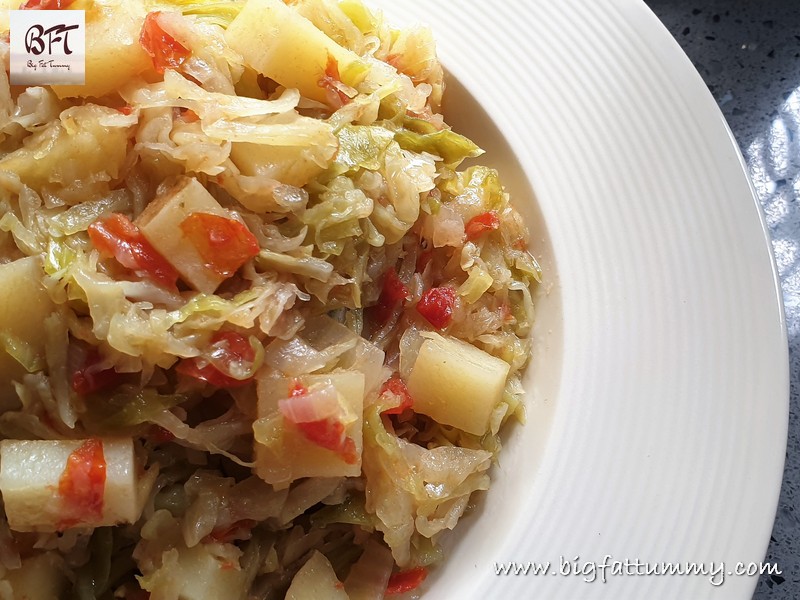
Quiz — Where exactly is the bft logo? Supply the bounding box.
[24,23,80,56]
[9,10,85,85]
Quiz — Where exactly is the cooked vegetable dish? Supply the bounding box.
[0,0,541,597]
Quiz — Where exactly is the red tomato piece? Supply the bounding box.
[206,519,257,543]
[296,418,358,465]
[149,425,175,444]
[318,53,351,108]
[71,350,123,396]
[464,210,500,241]
[416,249,434,273]
[88,213,179,289]
[180,108,200,123]
[20,0,75,9]
[179,212,260,279]
[58,438,106,529]
[416,286,456,329]
[373,268,410,325]
[176,331,256,388]
[386,567,428,595]
[117,105,134,116]
[139,11,191,75]
[289,379,309,398]
[380,377,414,415]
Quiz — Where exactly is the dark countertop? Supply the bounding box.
[644,1,800,598]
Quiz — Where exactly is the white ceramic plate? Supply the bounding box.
[369,1,789,598]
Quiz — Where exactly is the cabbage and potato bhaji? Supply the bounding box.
[0,0,540,597]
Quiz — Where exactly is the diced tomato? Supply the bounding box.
[139,11,191,75]
[117,105,134,116]
[58,439,106,529]
[220,560,237,571]
[285,380,359,463]
[71,350,124,396]
[416,286,456,329]
[206,519,257,543]
[289,379,308,398]
[416,249,434,273]
[500,302,515,325]
[149,425,175,444]
[20,0,75,9]
[464,211,500,241]
[296,418,358,464]
[176,331,256,388]
[372,268,410,325]
[385,53,423,85]
[180,108,200,123]
[386,567,428,595]
[380,377,414,415]
[179,212,260,279]
[318,54,351,108]
[385,53,403,71]
[88,213,179,289]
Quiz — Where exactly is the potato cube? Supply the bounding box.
[230,142,330,189]
[0,438,141,532]
[0,256,54,410]
[406,332,510,435]
[52,0,152,99]
[286,551,349,600]
[0,105,131,197]
[136,177,232,293]
[3,552,67,600]
[225,0,366,104]
[255,371,365,488]
[162,544,248,600]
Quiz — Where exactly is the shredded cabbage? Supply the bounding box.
[0,0,541,597]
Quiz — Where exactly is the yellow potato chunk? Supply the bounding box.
[286,551,349,600]
[3,552,67,600]
[406,332,511,435]
[136,177,232,293]
[0,105,131,195]
[152,544,248,600]
[225,0,367,103]
[255,371,365,488]
[230,142,330,189]
[0,256,54,410]
[52,1,152,99]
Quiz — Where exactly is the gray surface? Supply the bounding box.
[644,1,799,597]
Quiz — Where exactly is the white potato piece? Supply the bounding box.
[225,0,366,104]
[230,142,331,189]
[136,176,233,293]
[2,552,67,600]
[285,551,349,600]
[0,256,54,410]
[0,0,15,33]
[52,0,152,99]
[0,438,142,532]
[406,332,511,436]
[255,371,365,488]
[163,544,248,600]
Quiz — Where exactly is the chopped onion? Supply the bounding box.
[278,383,340,424]
[398,324,425,380]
